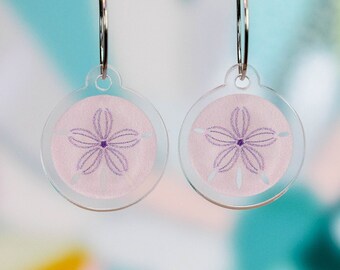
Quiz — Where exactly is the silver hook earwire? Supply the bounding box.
[236,0,249,81]
[99,0,108,79]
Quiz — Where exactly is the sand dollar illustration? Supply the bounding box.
[189,94,292,197]
[51,95,157,200]
[179,65,304,209]
[41,67,168,211]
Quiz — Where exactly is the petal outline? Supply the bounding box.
[205,126,237,146]
[78,148,103,175]
[105,147,128,175]
[214,146,239,173]
[108,129,140,148]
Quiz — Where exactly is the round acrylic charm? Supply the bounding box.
[41,66,168,211]
[179,65,304,209]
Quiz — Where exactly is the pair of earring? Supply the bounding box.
[41,0,304,211]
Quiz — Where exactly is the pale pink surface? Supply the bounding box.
[51,95,156,199]
[189,94,293,197]
[308,123,340,205]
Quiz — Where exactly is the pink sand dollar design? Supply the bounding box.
[51,95,157,199]
[189,94,293,197]
[205,107,277,175]
[68,108,140,176]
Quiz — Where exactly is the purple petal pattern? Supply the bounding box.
[204,107,278,175]
[230,107,250,138]
[105,147,128,176]
[93,108,113,139]
[214,146,239,173]
[245,128,277,147]
[108,129,140,148]
[241,146,264,174]
[205,126,236,146]
[69,129,99,148]
[68,108,140,176]
[78,148,103,175]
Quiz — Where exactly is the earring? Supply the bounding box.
[179,0,304,209]
[41,0,168,211]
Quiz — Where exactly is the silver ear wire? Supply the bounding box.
[99,0,108,79]
[236,0,249,81]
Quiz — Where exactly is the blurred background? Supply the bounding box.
[1,0,340,269]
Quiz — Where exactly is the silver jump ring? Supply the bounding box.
[236,0,249,81]
[99,0,108,79]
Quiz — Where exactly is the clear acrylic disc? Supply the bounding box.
[179,65,305,209]
[41,66,168,211]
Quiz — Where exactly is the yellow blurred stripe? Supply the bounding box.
[34,250,88,270]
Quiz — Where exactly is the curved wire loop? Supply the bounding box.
[99,0,108,79]
[236,0,249,80]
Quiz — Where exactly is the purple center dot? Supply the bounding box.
[237,139,245,146]
[100,141,108,148]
